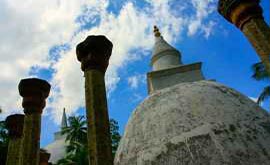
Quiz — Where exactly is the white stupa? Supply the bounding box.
[114,26,270,165]
[45,108,69,164]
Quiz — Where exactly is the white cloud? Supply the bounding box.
[129,93,144,103]
[128,76,140,89]
[202,21,216,38]
[188,0,216,36]
[0,0,101,117]
[128,74,146,89]
[249,97,258,103]
[0,0,217,123]
[249,97,264,107]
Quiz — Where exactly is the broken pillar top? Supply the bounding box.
[76,35,113,72]
[6,114,25,138]
[18,78,51,114]
[218,0,262,29]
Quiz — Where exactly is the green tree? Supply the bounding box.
[57,115,121,165]
[57,116,88,165]
[61,116,87,144]
[56,154,75,165]
[0,111,8,164]
[110,119,121,158]
[252,62,270,105]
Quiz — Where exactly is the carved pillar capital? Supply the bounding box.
[76,35,113,72]
[218,0,263,29]
[5,114,24,138]
[18,78,51,114]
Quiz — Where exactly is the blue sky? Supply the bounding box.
[0,0,269,148]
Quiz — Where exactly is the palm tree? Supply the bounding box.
[252,62,270,105]
[57,115,88,165]
[57,115,121,164]
[61,116,87,144]
[55,153,76,165]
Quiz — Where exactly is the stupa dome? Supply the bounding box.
[115,80,270,165]
[44,135,67,163]
[44,108,69,163]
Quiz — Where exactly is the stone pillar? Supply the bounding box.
[76,35,113,165]
[19,78,51,165]
[39,150,51,165]
[5,114,24,165]
[218,0,270,75]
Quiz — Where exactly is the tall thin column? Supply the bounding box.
[5,114,24,165]
[19,78,51,165]
[218,0,270,75]
[76,35,113,165]
[39,149,51,165]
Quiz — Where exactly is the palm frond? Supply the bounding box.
[252,62,269,80]
[257,86,270,105]
[61,115,87,143]
[58,115,121,164]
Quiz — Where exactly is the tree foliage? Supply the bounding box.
[252,62,270,105]
[57,115,88,165]
[110,119,121,158]
[56,115,121,165]
[0,114,8,164]
[61,116,87,144]
[252,62,269,81]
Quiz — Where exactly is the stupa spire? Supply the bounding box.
[147,25,204,94]
[61,108,68,129]
[151,25,181,71]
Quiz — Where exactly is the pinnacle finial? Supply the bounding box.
[61,108,68,129]
[154,25,161,37]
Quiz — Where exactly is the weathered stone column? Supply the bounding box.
[5,114,24,165]
[218,0,270,75]
[19,78,51,165]
[76,35,113,165]
[39,149,51,165]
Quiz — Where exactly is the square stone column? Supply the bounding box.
[76,35,113,165]
[5,114,24,165]
[19,78,51,165]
